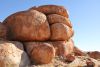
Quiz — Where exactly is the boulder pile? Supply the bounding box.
[0,5,75,66]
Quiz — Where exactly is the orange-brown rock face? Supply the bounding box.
[0,23,7,40]
[50,23,74,41]
[24,39,74,64]
[48,41,68,56]
[3,10,50,41]
[47,39,74,57]
[47,14,72,28]
[87,51,100,59]
[1,5,76,65]
[0,41,30,67]
[24,42,55,64]
[65,39,74,55]
[29,5,69,18]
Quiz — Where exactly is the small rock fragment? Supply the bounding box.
[65,54,75,63]
[86,59,95,67]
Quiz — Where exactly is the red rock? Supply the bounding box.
[48,41,68,57]
[24,42,55,64]
[3,10,50,41]
[50,23,74,41]
[87,51,100,59]
[0,23,7,40]
[65,39,74,55]
[86,59,95,67]
[29,5,69,18]
[47,14,72,28]
[48,39,74,57]
[65,54,75,63]
[73,46,85,56]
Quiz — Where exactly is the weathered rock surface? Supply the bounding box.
[29,5,69,18]
[65,54,75,63]
[48,41,68,56]
[86,58,95,67]
[24,42,55,64]
[87,51,100,59]
[65,39,74,55]
[3,10,50,41]
[1,5,95,67]
[0,23,7,40]
[73,46,86,56]
[50,23,74,41]
[0,41,30,67]
[47,39,74,57]
[47,14,72,28]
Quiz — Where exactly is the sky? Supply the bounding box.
[0,0,100,51]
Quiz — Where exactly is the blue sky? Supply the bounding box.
[0,0,100,51]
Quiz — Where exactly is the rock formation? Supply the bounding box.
[0,5,74,66]
[73,46,86,56]
[29,5,69,17]
[0,5,100,67]
[87,51,100,59]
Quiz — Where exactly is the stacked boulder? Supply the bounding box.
[0,22,7,40]
[0,5,74,66]
[0,41,30,67]
[0,23,30,67]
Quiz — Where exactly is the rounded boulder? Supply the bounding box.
[0,41,30,67]
[29,5,69,18]
[24,42,55,64]
[3,10,50,41]
[48,39,74,57]
[47,14,72,28]
[50,23,74,41]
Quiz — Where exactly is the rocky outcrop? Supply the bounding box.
[1,4,99,67]
[1,5,75,66]
[87,51,100,59]
[0,41,30,67]
[73,46,86,56]
[24,40,74,64]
